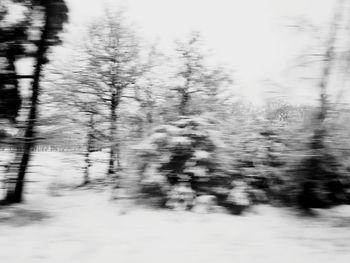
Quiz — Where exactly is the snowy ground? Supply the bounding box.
[1,152,350,262]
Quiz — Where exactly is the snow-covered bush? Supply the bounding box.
[166,182,196,211]
[136,116,229,208]
[192,194,219,213]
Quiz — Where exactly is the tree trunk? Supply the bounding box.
[180,91,189,116]
[311,0,343,153]
[83,150,91,185]
[4,12,50,204]
[107,92,117,176]
[82,113,94,185]
[299,0,344,211]
[115,136,121,169]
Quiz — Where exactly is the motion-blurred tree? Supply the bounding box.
[133,45,167,132]
[2,0,68,204]
[287,0,350,211]
[172,32,232,116]
[42,50,112,186]
[81,9,141,178]
[136,116,225,205]
[0,0,30,122]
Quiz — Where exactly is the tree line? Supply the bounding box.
[1,0,350,214]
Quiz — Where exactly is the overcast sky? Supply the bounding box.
[62,0,344,105]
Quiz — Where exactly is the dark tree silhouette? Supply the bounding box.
[3,0,68,204]
[0,0,30,121]
[296,0,348,211]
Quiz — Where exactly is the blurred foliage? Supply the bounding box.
[133,98,350,213]
[136,116,224,204]
[1,0,68,123]
[2,3,350,213]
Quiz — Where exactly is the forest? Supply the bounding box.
[1,1,350,262]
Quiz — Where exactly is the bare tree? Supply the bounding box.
[173,32,232,116]
[42,51,110,186]
[81,9,141,178]
[297,0,347,210]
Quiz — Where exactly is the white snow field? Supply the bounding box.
[1,152,350,263]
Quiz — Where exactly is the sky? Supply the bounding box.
[63,0,342,105]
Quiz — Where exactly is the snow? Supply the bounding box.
[193,150,210,160]
[184,166,208,177]
[151,125,181,135]
[141,164,166,185]
[1,152,350,262]
[169,136,191,146]
[1,188,350,262]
